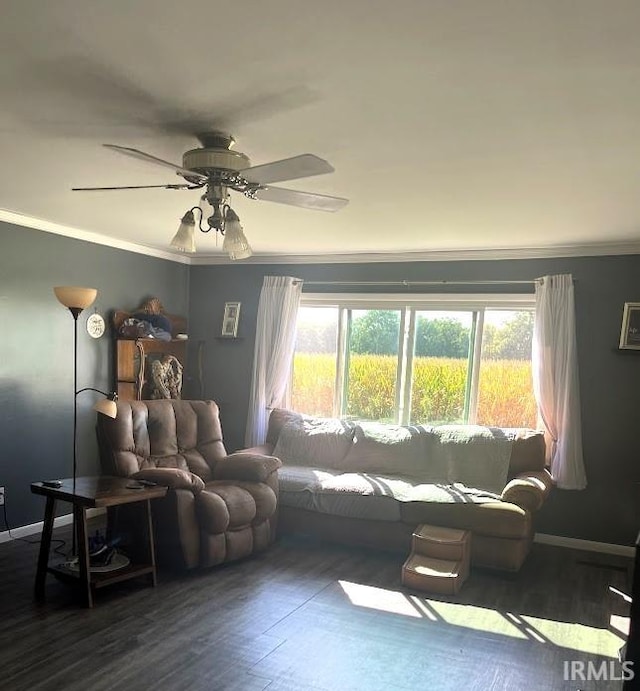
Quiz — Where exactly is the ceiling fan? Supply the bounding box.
[72,131,349,258]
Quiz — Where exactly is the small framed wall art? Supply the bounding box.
[221,301,241,337]
[619,302,640,350]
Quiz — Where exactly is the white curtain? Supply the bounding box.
[532,274,586,490]
[245,276,303,446]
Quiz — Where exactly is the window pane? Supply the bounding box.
[476,310,537,428]
[410,311,473,425]
[345,309,400,423]
[291,307,338,417]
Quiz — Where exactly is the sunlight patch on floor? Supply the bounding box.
[426,600,527,639]
[520,616,624,657]
[338,580,626,656]
[610,614,630,637]
[338,581,422,617]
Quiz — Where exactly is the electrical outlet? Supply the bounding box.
[0,487,4,506]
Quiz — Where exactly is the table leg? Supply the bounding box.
[74,504,93,608]
[34,497,56,601]
[144,499,158,587]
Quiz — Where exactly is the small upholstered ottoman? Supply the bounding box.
[402,524,471,595]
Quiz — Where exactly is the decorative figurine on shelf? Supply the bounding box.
[149,354,183,399]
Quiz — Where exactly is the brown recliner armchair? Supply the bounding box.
[96,399,281,570]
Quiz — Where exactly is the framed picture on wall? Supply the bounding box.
[221,302,241,337]
[619,302,640,350]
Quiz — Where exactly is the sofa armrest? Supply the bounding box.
[213,453,282,483]
[131,468,205,493]
[501,470,553,512]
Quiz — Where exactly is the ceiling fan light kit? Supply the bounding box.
[75,130,348,258]
[221,208,252,261]
[170,211,197,253]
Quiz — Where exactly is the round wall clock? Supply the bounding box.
[86,313,106,339]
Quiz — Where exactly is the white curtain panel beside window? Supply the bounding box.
[245,276,303,446]
[533,274,586,490]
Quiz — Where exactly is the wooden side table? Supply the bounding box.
[31,476,167,608]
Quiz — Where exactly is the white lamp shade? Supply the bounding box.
[93,397,117,418]
[54,286,97,310]
[171,212,196,252]
[222,218,252,260]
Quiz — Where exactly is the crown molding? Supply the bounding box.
[190,241,640,265]
[3,207,640,265]
[0,208,189,264]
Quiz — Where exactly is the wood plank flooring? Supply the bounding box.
[0,523,633,691]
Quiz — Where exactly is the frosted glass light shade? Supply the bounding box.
[222,212,252,260]
[171,211,196,252]
[54,286,97,309]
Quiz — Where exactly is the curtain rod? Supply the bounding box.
[301,279,539,287]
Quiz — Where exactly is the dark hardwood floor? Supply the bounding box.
[0,522,633,690]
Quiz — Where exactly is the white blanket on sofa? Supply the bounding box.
[434,425,515,494]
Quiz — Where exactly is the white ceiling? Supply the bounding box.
[2,1,640,262]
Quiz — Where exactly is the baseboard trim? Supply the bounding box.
[535,533,635,558]
[1,520,634,556]
[0,508,106,544]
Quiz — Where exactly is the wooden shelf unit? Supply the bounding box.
[115,337,187,401]
[111,301,189,401]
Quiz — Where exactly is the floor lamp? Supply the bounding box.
[54,287,118,553]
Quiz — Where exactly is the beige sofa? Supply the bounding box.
[243,409,553,572]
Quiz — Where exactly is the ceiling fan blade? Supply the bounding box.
[104,144,207,182]
[254,186,349,212]
[240,154,334,185]
[72,184,195,191]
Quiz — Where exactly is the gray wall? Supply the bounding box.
[0,222,189,529]
[3,219,637,548]
[189,256,640,547]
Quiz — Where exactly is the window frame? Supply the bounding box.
[295,292,535,425]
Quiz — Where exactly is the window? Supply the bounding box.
[291,307,339,417]
[410,311,474,425]
[291,294,537,428]
[476,310,536,428]
[345,309,401,423]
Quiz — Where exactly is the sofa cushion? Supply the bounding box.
[279,466,403,521]
[341,423,445,480]
[278,466,518,530]
[266,408,304,447]
[272,417,355,469]
[507,429,546,476]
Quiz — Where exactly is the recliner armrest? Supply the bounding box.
[132,468,205,493]
[213,453,282,483]
[241,444,275,456]
[501,469,553,512]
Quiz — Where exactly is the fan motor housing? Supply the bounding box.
[183,148,250,175]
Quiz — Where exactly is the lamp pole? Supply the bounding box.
[70,306,82,553]
[71,308,82,498]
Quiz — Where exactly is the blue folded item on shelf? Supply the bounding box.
[133,312,172,334]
